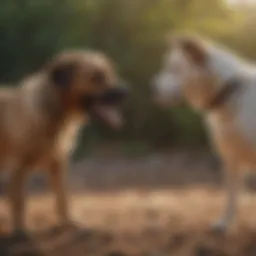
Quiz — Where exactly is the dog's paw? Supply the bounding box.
[210,220,229,234]
[10,228,30,242]
[54,219,81,232]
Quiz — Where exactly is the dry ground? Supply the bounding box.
[1,188,256,256]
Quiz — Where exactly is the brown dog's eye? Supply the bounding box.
[91,70,105,85]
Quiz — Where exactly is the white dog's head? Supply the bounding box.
[153,34,242,110]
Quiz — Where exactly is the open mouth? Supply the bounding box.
[84,86,129,129]
[92,104,123,129]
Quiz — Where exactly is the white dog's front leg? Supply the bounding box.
[212,163,241,232]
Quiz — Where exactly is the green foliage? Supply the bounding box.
[0,0,252,155]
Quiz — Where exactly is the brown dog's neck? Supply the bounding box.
[20,73,85,138]
[41,80,86,137]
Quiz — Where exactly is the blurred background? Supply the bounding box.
[1,0,256,255]
[0,0,255,157]
[0,0,253,189]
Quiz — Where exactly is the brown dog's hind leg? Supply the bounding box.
[9,167,29,233]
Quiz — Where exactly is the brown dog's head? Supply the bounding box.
[45,50,129,128]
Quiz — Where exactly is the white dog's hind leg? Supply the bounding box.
[212,162,241,232]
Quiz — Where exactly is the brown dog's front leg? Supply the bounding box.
[48,158,71,225]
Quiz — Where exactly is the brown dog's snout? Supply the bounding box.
[101,85,129,105]
[82,84,129,110]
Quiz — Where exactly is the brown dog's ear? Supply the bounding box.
[172,35,207,66]
[48,61,77,87]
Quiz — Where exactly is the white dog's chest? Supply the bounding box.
[234,86,256,147]
[206,83,256,165]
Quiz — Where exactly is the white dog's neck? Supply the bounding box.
[208,46,244,89]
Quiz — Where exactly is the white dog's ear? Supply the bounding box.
[171,34,207,66]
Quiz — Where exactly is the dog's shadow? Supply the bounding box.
[0,231,43,256]
[0,226,114,256]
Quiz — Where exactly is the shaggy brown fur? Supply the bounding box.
[1,50,127,233]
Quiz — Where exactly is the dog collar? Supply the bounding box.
[206,76,243,110]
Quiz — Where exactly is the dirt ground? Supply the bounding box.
[1,188,256,256]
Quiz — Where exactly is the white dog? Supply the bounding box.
[153,34,256,231]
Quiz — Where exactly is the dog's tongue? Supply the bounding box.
[94,105,123,129]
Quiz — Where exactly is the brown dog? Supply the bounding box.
[0,50,128,233]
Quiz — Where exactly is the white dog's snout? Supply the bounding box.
[151,72,183,106]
